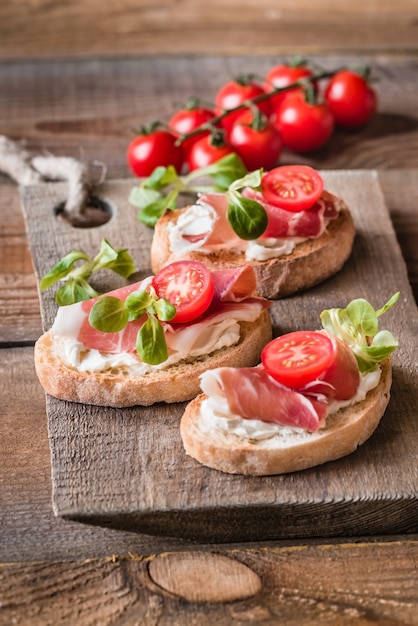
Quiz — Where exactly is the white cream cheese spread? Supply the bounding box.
[168,199,305,262]
[198,368,382,445]
[58,318,241,375]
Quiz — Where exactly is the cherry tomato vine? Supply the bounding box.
[126,58,378,177]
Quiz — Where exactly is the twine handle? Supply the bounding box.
[0,135,91,220]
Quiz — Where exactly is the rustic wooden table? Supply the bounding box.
[1,2,418,623]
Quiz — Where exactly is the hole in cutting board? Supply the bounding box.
[54,195,113,228]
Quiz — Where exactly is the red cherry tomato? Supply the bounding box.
[152,260,215,324]
[261,165,324,212]
[169,103,217,156]
[264,62,317,110]
[272,91,334,153]
[228,109,282,171]
[215,77,271,136]
[127,129,184,177]
[325,69,377,129]
[261,331,335,389]
[186,131,236,171]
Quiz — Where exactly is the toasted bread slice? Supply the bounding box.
[151,201,355,299]
[180,359,392,475]
[34,309,272,407]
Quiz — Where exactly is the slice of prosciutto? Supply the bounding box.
[51,265,268,356]
[242,188,340,239]
[169,189,341,258]
[201,366,328,432]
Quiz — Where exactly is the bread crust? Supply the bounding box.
[151,201,355,299]
[34,309,272,407]
[180,359,392,475]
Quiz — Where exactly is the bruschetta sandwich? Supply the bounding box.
[34,261,272,407]
[180,293,399,475]
[151,165,355,299]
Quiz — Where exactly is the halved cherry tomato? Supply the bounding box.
[261,331,335,389]
[152,260,215,324]
[261,165,324,212]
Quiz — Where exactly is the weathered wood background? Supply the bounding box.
[1,0,417,59]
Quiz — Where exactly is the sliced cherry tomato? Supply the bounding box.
[229,109,282,171]
[186,130,236,171]
[261,331,335,389]
[215,76,271,136]
[272,91,334,153]
[261,165,324,212]
[152,260,215,324]
[127,129,184,177]
[264,61,317,111]
[324,69,377,129]
[169,101,217,156]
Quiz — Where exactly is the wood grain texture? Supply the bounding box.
[0,54,416,347]
[1,44,418,622]
[1,541,418,625]
[0,0,417,59]
[0,184,42,345]
[1,54,417,175]
[20,171,418,542]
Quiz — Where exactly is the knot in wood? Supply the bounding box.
[148,551,261,603]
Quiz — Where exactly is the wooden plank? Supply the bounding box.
[0,184,43,344]
[20,171,418,542]
[1,539,418,625]
[1,349,417,619]
[0,0,417,59]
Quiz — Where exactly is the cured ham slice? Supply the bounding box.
[52,266,267,356]
[201,366,328,432]
[183,189,341,255]
[301,333,360,401]
[242,188,340,238]
[211,265,257,303]
[197,193,244,249]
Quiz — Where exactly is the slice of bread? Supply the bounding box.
[151,201,355,299]
[180,359,392,475]
[34,309,272,407]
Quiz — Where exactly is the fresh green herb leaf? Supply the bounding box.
[39,250,90,290]
[128,185,162,210]
[190,154,248,189]
[136,314,169,365]
[145,165,180,189]
[40,239,136,305]
[125,289,154,320]
[88,286,175,365]
[55,278,100,306]
[153,296,176,321]
[229,169,263,193]
[225,169,267,240]
[137,198,168,226]
[94,238,136,278]
[320,293,399,373]
[88,296,129,333]
[128,154,251,229]
[227,195,268,240]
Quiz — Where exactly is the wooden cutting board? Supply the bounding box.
[21,171,418,542]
